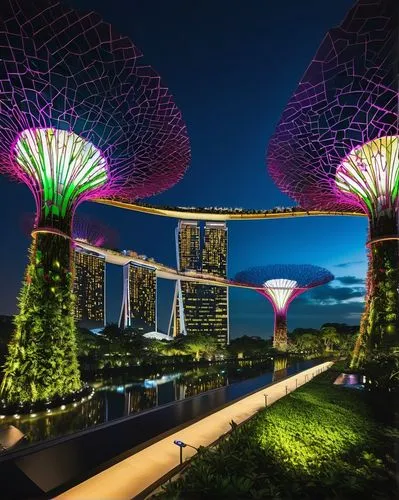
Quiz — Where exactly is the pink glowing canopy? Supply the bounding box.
[0,0,190,206]
[235,264,334,312]
[267,0,397,213]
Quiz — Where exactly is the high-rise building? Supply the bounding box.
[171,220,229,345]
[177,220,201,271]
[74,248,106,327]
[119,262,157,332]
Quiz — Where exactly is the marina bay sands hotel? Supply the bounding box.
[73,220,229,345]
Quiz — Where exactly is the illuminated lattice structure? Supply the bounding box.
[73,215,118,249]
[0,0,190,403]
[267,0,398,360]
[235,265,334,349]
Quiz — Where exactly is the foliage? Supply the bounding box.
[227,336,270,359]
[289,324,357,357]
[158,371,396,499]
[1,237,81,403]
[362,351,399,392]
[174,333,219,362]
[354,232,399,368]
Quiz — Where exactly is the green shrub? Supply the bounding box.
[157,371,396,499]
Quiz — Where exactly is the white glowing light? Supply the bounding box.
[263,279,298,311]
[60,405,66,410]
[336,136,399,214]
[14,128,108,218]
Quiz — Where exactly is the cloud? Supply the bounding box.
[229,300,364,340]
[336,275,365,285]
[333,260,365,268]
[304,283,365,305]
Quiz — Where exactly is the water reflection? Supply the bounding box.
[272,357,288,382]
[2,360,274,449]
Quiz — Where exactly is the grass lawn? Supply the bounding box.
[157,367,397,499]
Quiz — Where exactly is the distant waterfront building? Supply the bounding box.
[119,262,157,332]
[74,248,106,327]
[171,220,229,345]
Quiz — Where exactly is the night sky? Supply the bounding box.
[0,0,367,339]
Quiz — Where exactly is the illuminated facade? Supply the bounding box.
[119,262,157,332]
[74,248,106,327]
[172,221,229,345]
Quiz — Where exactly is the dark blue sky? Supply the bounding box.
[0,0,367,338]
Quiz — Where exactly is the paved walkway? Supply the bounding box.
[57,361,333,500]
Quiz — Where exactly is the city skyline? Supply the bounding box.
[0,0,366,339]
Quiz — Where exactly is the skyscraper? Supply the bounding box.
[119,262,157,332]
[74,248,106,327]
[171,221,229,345]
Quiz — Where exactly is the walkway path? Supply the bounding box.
[58,361,333,500]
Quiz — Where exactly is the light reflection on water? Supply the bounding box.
[3,360,276,448]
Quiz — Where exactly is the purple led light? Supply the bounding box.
[0,0,190,211]
[235,265,334,348]
[267,0,397,213]
[235,265,334,308]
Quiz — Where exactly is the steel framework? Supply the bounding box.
[235,265,334,349]
[0,0,190,403]
[267,0,398,360]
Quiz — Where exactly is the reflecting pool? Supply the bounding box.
[0,358,307,450]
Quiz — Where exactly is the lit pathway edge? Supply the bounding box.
[57,361,333,500]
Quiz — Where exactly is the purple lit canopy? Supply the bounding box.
[235,265,334,349]
[73,215,118,248]
[0,0,190,220]
[235,264,334,311]
[267,0,397,215]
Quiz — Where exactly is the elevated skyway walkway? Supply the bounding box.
[76,240,265,291]
[94,199,365,221]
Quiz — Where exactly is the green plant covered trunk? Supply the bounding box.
[1,224,81,403]
[273,313,288,351]
[352,212,399,367]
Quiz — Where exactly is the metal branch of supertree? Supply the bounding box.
[72,215,118,248]
[21,212,118,248]
[0,0,190,405]
[0,0,190,220]
[267,0,397,216]
[235,265,334,350]
[267,0,399,359]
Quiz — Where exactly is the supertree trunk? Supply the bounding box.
[352,212,399,367]
[1,211,81,403]
[273,312,288,350]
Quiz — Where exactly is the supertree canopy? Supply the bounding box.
[0,0,190,404]
[267,0,398,362]
[235,265,334,349]
[73,214,118,249]
[23,212,118,248]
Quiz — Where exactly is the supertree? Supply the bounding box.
[0,0,190,404]
[22,212,118,248]
[267,0,398,363]
[235,265,334,350]
[73,214,118,249]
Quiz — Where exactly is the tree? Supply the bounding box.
[181,334,219,361]
[295,333,322,354]
[320,326,341,351]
